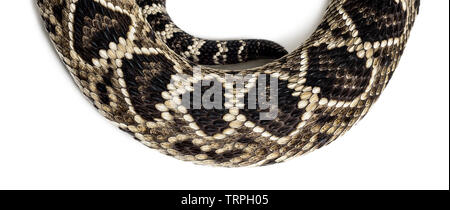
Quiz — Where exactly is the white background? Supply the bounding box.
[0,0,448,190]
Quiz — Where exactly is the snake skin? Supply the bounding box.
[136,0,288,65]
[37,0,420,167]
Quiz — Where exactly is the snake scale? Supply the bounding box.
[37,0,420,167]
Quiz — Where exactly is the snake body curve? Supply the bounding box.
[37,0,420,167]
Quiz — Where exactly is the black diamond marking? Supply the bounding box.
[306,44,371,101]
[121,54,176,121]
[73,0,132,64]
[343,0,407,42]
[242,75,303,137]
[186,79,229,136]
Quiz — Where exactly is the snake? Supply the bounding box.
[37,0,420,167]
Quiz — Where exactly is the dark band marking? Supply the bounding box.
[73,0,131,64]
[306,44,371,101]
[121,53,176,121]
[343,0,407,42]
[198,42,220,65]
[225,40,242,64]
[242,76,303,137]
[186,79,229,136]
[245,40,288,60]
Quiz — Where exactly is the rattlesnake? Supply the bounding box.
[37,0,420,167]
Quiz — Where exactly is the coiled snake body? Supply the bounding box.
[37,0,420,167]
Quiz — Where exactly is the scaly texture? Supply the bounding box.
[136,0,288,65]
[37,0,420,167]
